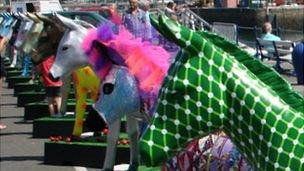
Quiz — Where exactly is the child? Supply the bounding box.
[37,55,62,117]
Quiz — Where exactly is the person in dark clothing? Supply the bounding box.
[292,40,304,85]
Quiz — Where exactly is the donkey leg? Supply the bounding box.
[72,86,87,136]
[126,115,139,171]
[103,118,121,170]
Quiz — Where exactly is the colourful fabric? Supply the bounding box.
[166,133,252,171]
[140,15,304,170]
[39,56,63,87]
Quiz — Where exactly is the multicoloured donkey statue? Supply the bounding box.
[50,14,171,170]
[13,13,35,76]
[140,15,304,171]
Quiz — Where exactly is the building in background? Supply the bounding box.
[9,0,63,13]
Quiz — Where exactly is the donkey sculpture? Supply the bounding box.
[0,12,15,39]
[139,15,304,170]
[7,14,22,68]
[50,14,253,170]
[32,13,99,136]
[48,13,102,136]
[0,13,16,55]
[14,13,35,49]
[13,13,36,76]
[49,14,171,170]
[17,13,44,55]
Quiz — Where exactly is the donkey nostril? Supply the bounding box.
[103,83,114,94]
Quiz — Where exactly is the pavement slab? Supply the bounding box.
[0,81,100,171]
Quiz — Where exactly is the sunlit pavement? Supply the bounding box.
[0,81,99,171]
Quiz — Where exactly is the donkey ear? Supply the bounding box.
[19,13,30,21]
[26,12,41,23]
[3,12,9,19]
[53,12,81,30]
[149,14,163,35]
[35,13,53,25]
[74,20,95,29]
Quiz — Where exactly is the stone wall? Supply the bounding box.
[191,7,304,31]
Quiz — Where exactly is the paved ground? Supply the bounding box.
[0,64,303,171]
[0,81,100,171]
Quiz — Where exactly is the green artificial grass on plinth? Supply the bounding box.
[17,91,45,107]
[17,91,75,107]
[7,76,32,88]
[24,100,93,120]
[14,82,41,96]
[33,114,88,138]
[4,66,19,73]
[33,115,126,138]
[138,166,161,171]
[6,70,22,78]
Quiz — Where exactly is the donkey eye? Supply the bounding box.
[62,46,68,51]
[103,83,114,95]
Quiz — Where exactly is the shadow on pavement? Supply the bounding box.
[14,120,33,124]
[0,116,23,119]
[0,103,17,106]
[0,156,43,162]
[0,132,32,136]
[1,94,14,96]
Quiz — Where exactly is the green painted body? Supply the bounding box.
[140,15,304,170]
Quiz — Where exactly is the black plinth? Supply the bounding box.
[17,91,45,107]
[44,141,130,168]
[17,91,75,107]
[33,115,88,138]
[33,115,126,138]
[7,76,32,88]
[4,67,20,72]
[14,83,41,96]
[24,101,92,120]
[6,70,22,78]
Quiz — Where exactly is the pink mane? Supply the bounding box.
[82,24,171,109]
[101,26,170,95]
[82,28,97,54]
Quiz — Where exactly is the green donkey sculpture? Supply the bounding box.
[140,15,304,171]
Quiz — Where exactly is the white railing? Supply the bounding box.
[180,8,213,31]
